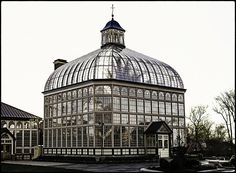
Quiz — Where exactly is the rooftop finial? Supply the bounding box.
[111,4,115,19]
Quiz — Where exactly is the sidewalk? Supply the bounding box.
[1,160,159,172]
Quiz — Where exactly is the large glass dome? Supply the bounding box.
[44,17,184,92]
[44,45,184,91]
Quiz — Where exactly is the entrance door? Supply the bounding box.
[2,144,12,160]
[158,135,169,158]
[1,133,14,160]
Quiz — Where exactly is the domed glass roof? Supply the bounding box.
[44,45,184,91]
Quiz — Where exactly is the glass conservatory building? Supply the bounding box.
[42,15,186,159]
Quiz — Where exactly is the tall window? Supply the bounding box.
[122,127,129,146]
[114,126,121,147]
[16,130,22,147]
[113,97,120,111]
[104,126,112,147]
[24,130,30,147]
[113,114,121,124]
[145,100,151,114]
[159,102,165,115]
[137,99,143,113]
[172,103,178,115]
[121,114,129,124]
[138,127,144,146]
[152,101,158,114]
[67,101,71,115]
[62,128,66,147]
[121,98,128,112]
[137,115,144,125]
[52,129,56,147]
[72,127,77,147]
[166,102,171,115]
[129,99,136,113]
[77,127,82,147]
[130,115,137,125]
[130,127,137,146]
[179,104,184,116]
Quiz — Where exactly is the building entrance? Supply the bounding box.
[1,129,15,160]
[144,121,173,158]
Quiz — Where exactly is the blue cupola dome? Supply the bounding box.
[101,18,125,32]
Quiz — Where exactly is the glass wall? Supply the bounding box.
[43,83,185,156]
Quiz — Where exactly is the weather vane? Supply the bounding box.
[111,4,115,19]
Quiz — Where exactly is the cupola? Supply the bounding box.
[100,5,125,48]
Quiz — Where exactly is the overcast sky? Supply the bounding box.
[2,1,235,125]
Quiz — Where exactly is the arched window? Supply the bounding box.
[121,87,128,96]
[137,89,143,98]
[129,88,136,97]
[159,92,164,100]
[83,88,88,97]
[113,86,120,95]
[67,91,71,100]
[152,91,158,99]
[72,90,77,98]
[172,94,177,101]
[95,86,103,94]
[1,121,7,128]
[62,93,67,101]
[178,95,183,102]
[24,122,30,129]
[9,121,15,128]
[88,86,93,96]
[31,121,38,129]
[144,90,150,99]
[166,93,171,101]
[104,86,111,94]
[16,122,22,129]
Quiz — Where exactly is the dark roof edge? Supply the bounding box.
[1,102,42,119]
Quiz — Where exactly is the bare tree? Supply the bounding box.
[213,124,227,141]
[213,90,235,143]
[187,105,211,152]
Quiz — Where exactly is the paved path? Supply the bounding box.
[2,160,158,172]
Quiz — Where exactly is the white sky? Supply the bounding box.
[1,1,235,125]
